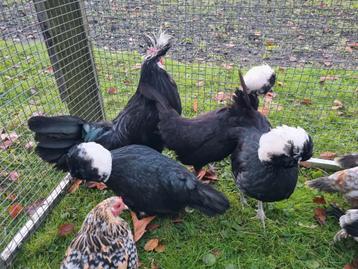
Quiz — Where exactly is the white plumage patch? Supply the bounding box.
[243,64,275,93]
[258,125,309,162]
[78,142,112,181]
[340,209,358,228]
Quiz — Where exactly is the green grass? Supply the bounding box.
[0,40,357,268]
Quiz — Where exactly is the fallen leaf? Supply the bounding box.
[254,31,261,36]
[193,97,198,113]
[347,42,358,49]
[277,81,284,87]
[196,80,204,87]
[25,141,35,151]
[344,258,358,269]
[320,152,336,160]
[313,196,326,205]
[8,203,23,219]
[265,39,275,46]
[85,181,107,190]
[172,218,183,224]
[299,98,312,105]
[289,56,297,62]
[107,87,118,95]
[258,106,270,116]
[147,223,160,232]
[25,199,45,216]
[155,243,166,253]
[221,63,233,70]
[123,79,132,85]
[332,99,344,110]
[319,75,339,83]
[314,208,326,225]
[213,91,233,104]
[131,212,156,242]
[67,179,82,193]
[58,223,75,237]
[131,63,142,70]
[151,260,159,269]
[144,238,159,251]
[202,253,217,266]
[8,171,19,182]
[105,74,113,81]
[323,61,332,67]
[300,161,312,168]
[44,66,54,74]
[0,131,19,150]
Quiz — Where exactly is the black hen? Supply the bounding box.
[154,65,275,172]
[28,30,181,171]
[66,142,230,217]
[328,205,358,243]
[230,73,313,227]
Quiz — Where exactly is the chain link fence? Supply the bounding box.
[0,0,357,266]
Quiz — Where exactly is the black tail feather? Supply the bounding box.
[28,115,84,134]
[335,154,358,169]
[327,204,345,220]
[191,183,230,216]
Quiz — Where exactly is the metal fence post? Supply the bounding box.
[33,0,105,121]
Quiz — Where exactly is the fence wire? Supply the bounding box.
[0,0,357,266]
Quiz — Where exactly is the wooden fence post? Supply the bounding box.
[33,0,105,121]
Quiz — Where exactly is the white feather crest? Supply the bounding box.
[145,29,172,50]
[243,64,275,93]
[78,142,112,182]
[258,125,310,162]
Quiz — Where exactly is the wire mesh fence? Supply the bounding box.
[0,0,357,266]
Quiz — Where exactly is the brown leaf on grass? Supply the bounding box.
[197,167,218,183]
[25,141,35,151]
[107,87,118,95]
[58,223,75,237]
[299,98,312,105]
[155,244,166,253]
[8,203,23,219]
[319,75,339,84]
[299,161,312,168]
[313,196,326,205]
[213,91,233,104]
[320,152,336,160]
[85,181,107,190]
[25,199,45,216]
[131,63,142,70]
[151,260,159,269]
[67,179,82,193]
[344,258,358,269]
[221,63,233,70]
[193,97,198,113]
[332,99,344,110]
[147,223,160,232]
[8,171,19,182]
[131,211,156,242]
[144,238,159,251]
[347,42,358,49]
[0,131,19,150]
[172,218,183,224]
[314,208,326,225]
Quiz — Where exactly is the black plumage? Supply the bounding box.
[230,72,313,226]
[66,142,230,217]
[154,65,275,171]
[28,30,181,170]
[328,205,358,242]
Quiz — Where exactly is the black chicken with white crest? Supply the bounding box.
[154,64,276,174]
[28,30,181,171]
[65,142,230,236]
[231,72,313,228]
[328,205,358,243]
[61,196,138,269]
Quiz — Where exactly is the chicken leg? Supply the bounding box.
[256,201,266,229]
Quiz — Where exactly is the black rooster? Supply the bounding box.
[154,65,276,173]
[65,142,230,236]
[28,30,181,171]
[61,196,139,269]
[328,205,358,243]
[230,72,313,228]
